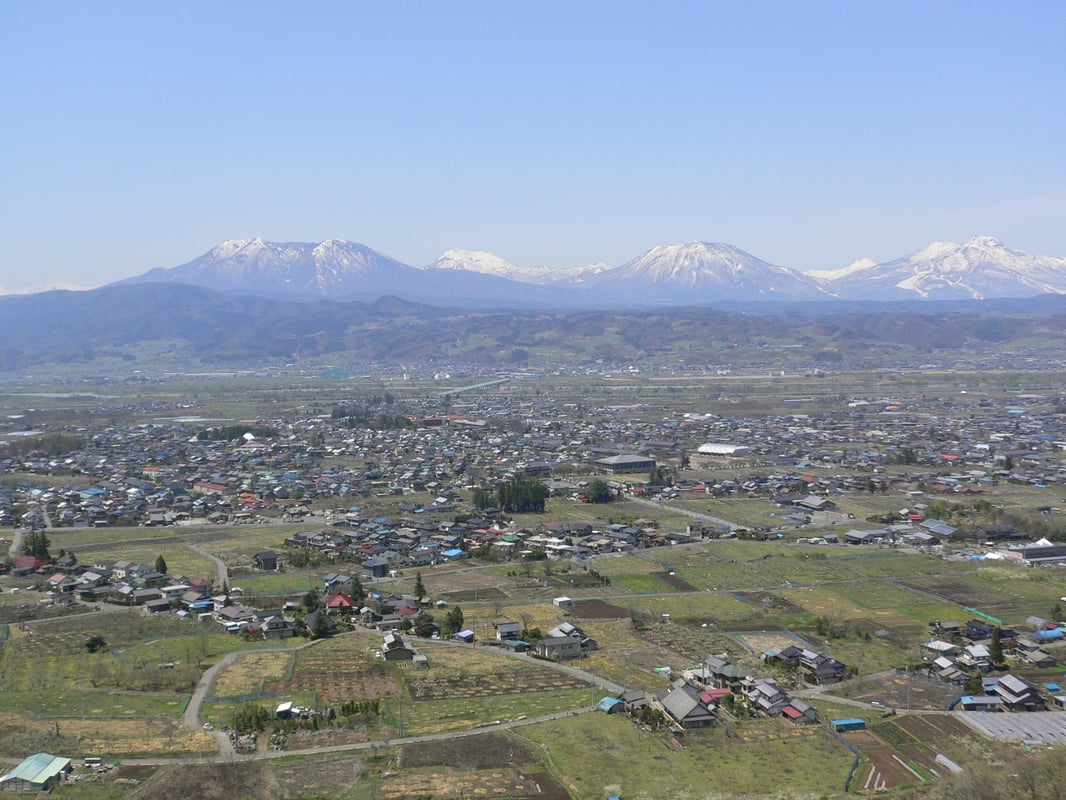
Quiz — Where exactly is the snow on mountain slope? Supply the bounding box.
[832,236,1066,300]
[805,258,878,282]
[427,249,611,285]
[427,249,552,281]
[592,241,833,301]
[124,238,415,298]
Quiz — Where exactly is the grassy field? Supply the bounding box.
[0,612,304,757]
[517,711,855,800]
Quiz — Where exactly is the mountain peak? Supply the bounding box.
[604,241,830,300]
[964,235,1005,249]
[833,236,1066,299]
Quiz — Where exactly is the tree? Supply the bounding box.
[25,530,51,561]
[85,634,107,653]
[471,486,494,511]
[442,606,465,636]
[989,627,1004,666]
[311,612,332,640]
[349,573,366,604]
[302,589,321,614]
[414,571,426,600]
[155,554,168,575]
[586,479,613,504]
[413,612,436,638]
[497,476,549,513]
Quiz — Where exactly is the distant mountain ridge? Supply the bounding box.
[2,280,1066,372]
[112,235,1066,307]
[830,236,1066,300]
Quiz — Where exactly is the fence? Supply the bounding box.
[829,728,862,792]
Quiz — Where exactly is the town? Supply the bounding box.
[1,363,1066,799]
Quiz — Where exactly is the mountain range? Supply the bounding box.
[112,235,1066,307]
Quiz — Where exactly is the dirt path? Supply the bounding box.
[187,543,229,589]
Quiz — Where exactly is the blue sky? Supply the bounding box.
[2,1,1064,288]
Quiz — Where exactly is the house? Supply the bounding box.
[381,632,416,661]
[142,598,172,614]
[0,752,72,792]
[533,635,582,660]
[743,678,791,717]
[767,645,847,684]
[993,674,1045,711]
[696,655,750,691]
[325,592,358,615]
[547,621,598,652]
[362,558,390,578]
[323,573,353,591]
[216,605,258,626]
[494,621,522,641]
[256,615,296,639]
[131,588,163,606]
[656,681,717,729]
[920,640,958,661]
[253,551,279,571]
[782,699,819,724]
[845,528,890,545]
[957,643,991,672]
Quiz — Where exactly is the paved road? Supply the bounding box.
[630,496,736,531]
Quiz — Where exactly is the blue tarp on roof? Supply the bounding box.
[597,696,623,713]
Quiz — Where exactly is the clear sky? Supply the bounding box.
[2,1,1065,289]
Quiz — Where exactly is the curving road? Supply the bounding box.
[174,628,622,764]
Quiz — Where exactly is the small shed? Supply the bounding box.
[831,718,866,732]
[597,696,623,713]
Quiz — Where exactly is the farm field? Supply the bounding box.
[896,566,1065,625]
[518,711,855,800]
[0,612,302,757]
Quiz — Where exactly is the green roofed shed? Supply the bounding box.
[0,752,72,792]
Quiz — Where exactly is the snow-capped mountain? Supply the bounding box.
[589,241,832,302]
[831,236,1066,300]
[122,238,414,298]
[427,249,559,283]
[112,235,1066,308]
[805,258,878,282]
[0,281,93,296]
[426,249,611,285]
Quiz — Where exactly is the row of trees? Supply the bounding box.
[496,476,549,513]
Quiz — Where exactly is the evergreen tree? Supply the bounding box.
[989,627,1004,666]
[349,574,366,604]
[155,554,168,575]
[442,606,465,636]
[496,476,549,513]
[586,479,613,504]
[26,530,51,561]
[471,486,494,510]
[413,612,436,638]
[414,571,426,600]
[311,612,332,640]
[302,589,321,613]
